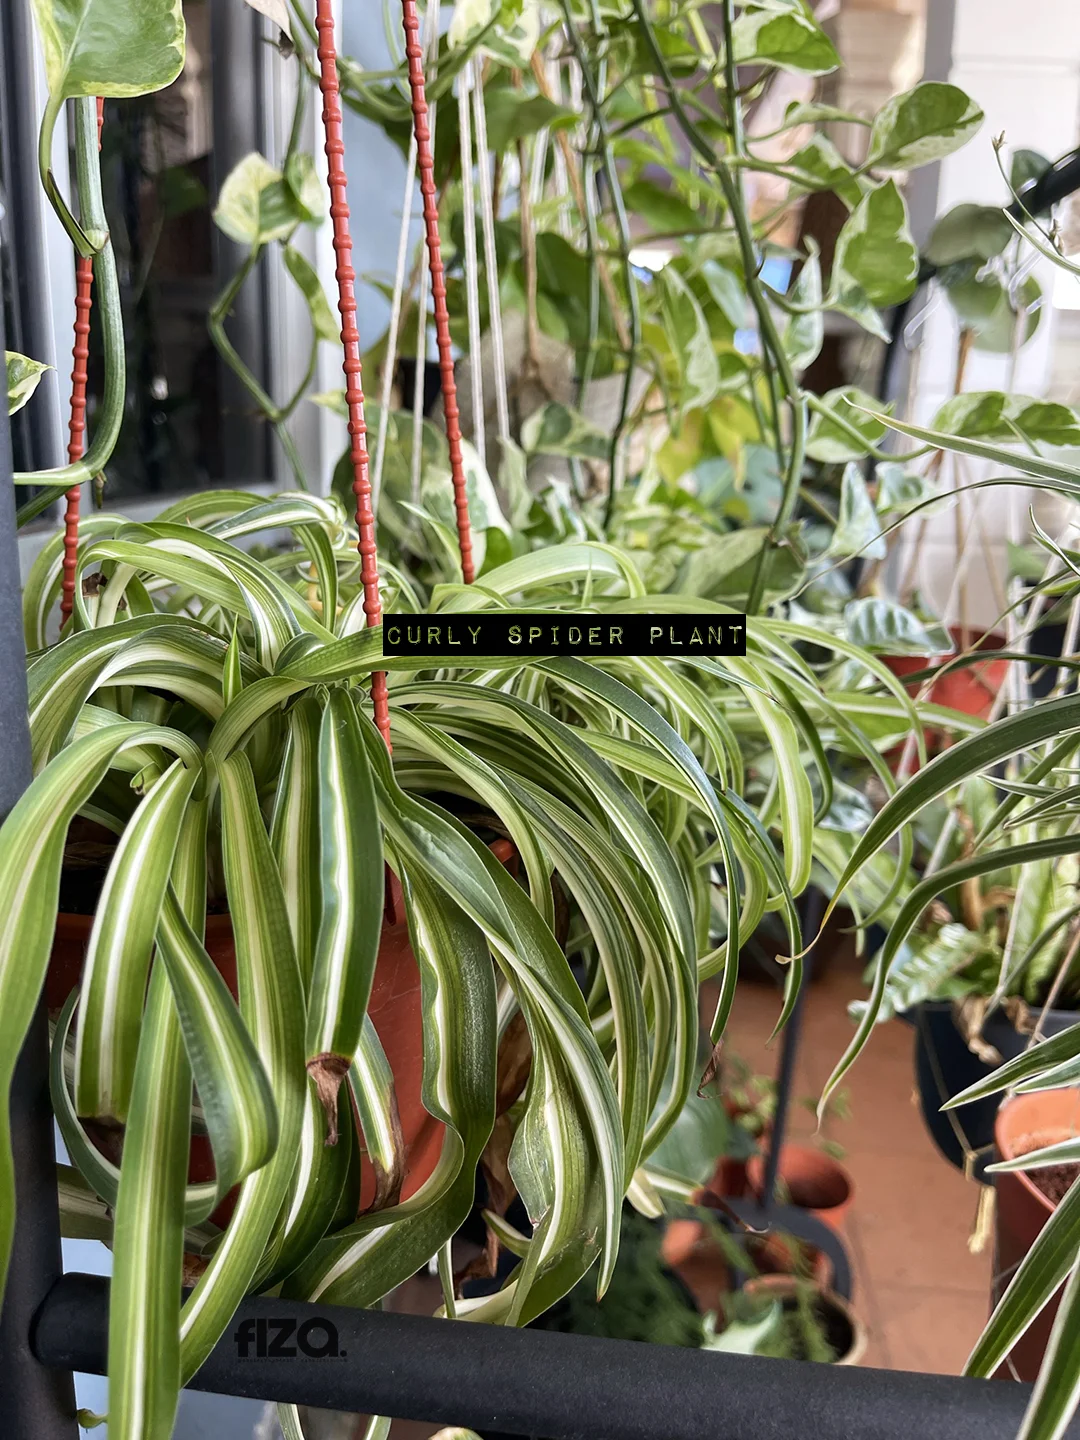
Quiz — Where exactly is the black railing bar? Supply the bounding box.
[760,886,824,1216]
[35,1272,1077,1440]
[0,228,78,1440]
[880,143,1080,401]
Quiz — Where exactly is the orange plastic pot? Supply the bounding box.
[884,626,1009,719]
[747,1144,853,1233]
[992,1089,1080,1382]
[884,626,1009,769]
[51,902,442,1221]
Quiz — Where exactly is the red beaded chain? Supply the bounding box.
[314,0,392,747]
[400,0,475,584]
[59,96,104,626]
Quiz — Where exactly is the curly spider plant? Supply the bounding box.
[0,481,929,1437]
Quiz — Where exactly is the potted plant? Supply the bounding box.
[851,763,1080,1174]
[986,1088,1080,1382]
[1,8,912,1438]
[711,1276,866,1367]
[800,185,1080,1430]
[2,3,1029,1438]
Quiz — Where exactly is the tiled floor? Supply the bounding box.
[323,938,996,1439]
[721,937,993,1374]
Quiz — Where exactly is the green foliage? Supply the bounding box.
[829,464,885,562]
[843,597,950,654]
[932,393,1080,448]
[925,204,1015,266]
[731,8,840,74]
[32,0,184,101]
[832,181,919,309]
[215,152,306,248]
[944,271,1042,353]
[5,351,50,416]
[805,388,890,463]
[865,83,984,170]
[533,1210,704,1348]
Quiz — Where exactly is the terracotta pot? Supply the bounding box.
[660,1218,730,1313]
[884,627,1009,769]
[910,1001,1077,1174]
[52,901,441,1217]
[50,912,242,1226]
[661,1193,831,1314]
[714,1101,770,1201]
[47,912,239,1015]
[884,626,1009,719]
[48,837,518,1219]
[743,1275,867,1366]
[747,1144,853,1233]
[992,1089,1080,1382]
[712,1154,750,1201]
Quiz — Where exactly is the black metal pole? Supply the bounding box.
[34,1272,1080,1440]
[0,244,79,1435]
[760,887,824,1209]
[879,143,1080,401]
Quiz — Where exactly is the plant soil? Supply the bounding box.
[1014,1137,1080,1205]
[1029,1164,1079,1206]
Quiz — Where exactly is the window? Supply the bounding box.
[2,0,334,513]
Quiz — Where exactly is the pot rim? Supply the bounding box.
[746,1143,855,1208]
[742,1276,867,1367]
[55,909,234,934]
[993,1089,1080,1217]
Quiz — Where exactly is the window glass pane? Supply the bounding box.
[90,0,229,498]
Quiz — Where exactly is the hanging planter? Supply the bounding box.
[48,835,518,1224]
[2,1,834,1429]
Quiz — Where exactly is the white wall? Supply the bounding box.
[341,5,424,351]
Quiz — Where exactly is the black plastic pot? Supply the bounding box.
[906,1001,1078,1175]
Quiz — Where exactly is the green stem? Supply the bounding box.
[728,156,848,192]
[38,94,96,257]
[561,0,642,531]
[206,71,313,490]
[15,98,126,503]
[208,246,276,417]
[803,393,930,464]
[633,0,807,612]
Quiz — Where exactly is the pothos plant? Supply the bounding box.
[343,0,995,630]
[1,10,929,1440]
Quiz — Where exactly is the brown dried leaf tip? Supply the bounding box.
[697,1039,723,1096]
[307,1053,352,1146]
